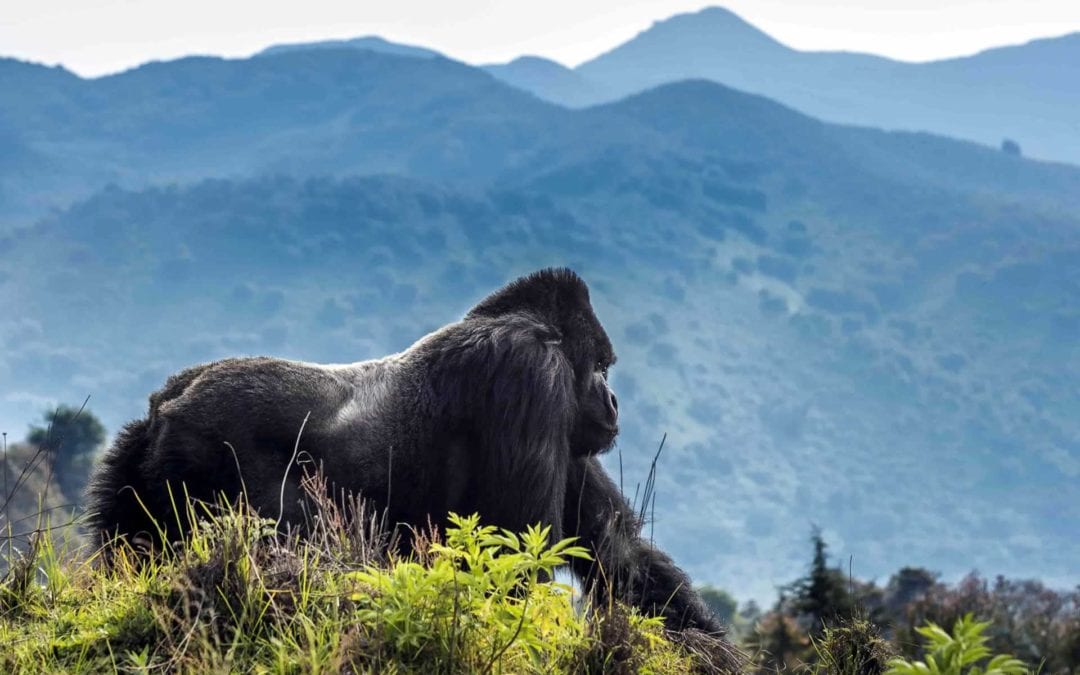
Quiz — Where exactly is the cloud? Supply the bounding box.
[2,391,56,408]
[1042,444,1079,478]
[1,318,45,348]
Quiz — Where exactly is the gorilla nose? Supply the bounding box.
[607,391,618,418]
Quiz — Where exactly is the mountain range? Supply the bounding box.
[232,7,1080,165]
[0,21,1077,604]
[569,8,1080,166]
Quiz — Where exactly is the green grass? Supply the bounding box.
[0,476,740,674]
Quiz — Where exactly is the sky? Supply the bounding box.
[2,0,1079,78]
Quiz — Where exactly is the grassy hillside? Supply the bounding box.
[0,485,741,673]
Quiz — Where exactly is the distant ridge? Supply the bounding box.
[248,6,1080,164]
[567,6,1080,164]
[3,5,1076,161]
[258,35,442,60]
[481,56,608,107]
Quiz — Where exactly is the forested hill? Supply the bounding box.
[0,50,568,224]
[1,47,1077,603]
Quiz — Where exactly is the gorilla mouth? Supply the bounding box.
[595,423,619,453]
[572,420,619,456]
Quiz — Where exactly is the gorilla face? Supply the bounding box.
[571,365,619,456]
[557,291,618,457]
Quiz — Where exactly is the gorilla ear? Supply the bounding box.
[466,268,590,322]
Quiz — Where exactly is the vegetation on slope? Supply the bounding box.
[735,530,1076,674]
[0,472,741,673]
[2,435,1068,673]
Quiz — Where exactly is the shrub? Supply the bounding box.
[345,512,592,672]
[885,614,1030,675]
[806,616,894,675]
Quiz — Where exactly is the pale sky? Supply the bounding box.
[3,1,1079,78]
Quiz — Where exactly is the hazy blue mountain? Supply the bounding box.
[566,7,1080,165]
[576,7,875,92]
[3,48,1079,232]
[1,48,1077,603]
[0,59,96,222]
[0,50,573,228]
[482,56,609,107]
[258,35,442,60]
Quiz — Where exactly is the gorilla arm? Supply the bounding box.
[564,457,724,634]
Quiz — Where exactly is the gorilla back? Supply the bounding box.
[87,267,725,634]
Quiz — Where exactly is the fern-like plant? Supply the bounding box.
[885,613,1030,675]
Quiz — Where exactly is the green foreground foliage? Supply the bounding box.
[885,615,1028,675]
[0,493,740,674]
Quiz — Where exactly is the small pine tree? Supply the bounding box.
[788,526,856,635]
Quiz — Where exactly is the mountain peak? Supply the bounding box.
[578,5,787,71]
[575,5,788,97]
[669,6,757,26]
[502,55,572,72]
[639,5,784,49]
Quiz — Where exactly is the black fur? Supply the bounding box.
[85,267,722,633]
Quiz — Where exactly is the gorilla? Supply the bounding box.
[86,268,723,633]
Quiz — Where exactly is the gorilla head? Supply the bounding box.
[86,267,724,635]
[466,269,619,457]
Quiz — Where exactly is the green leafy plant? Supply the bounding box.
[885,613,1030,675]
[347,512,592,671]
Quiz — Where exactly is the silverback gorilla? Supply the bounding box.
[86,268,722,633]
